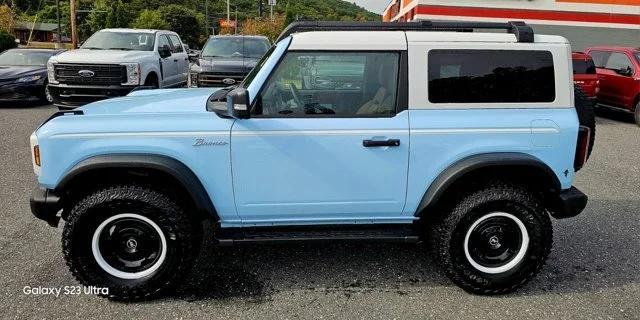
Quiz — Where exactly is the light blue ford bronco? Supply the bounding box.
[29,21,595,300]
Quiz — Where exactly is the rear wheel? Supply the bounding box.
[430,183,552,295]
[62,185,200,301]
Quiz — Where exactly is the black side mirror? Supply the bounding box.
[159,45,172,58]
[226,88,251,119]
[616,66,633,77]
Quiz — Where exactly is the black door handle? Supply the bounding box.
[363,139,400,147]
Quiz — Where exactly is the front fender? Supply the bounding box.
[55,154,218,219]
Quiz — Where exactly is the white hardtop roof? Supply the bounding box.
[288,30,568,50]
[290,31,407,50]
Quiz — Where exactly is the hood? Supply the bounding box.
[0,65,46,79]
[80,88,221,115]
[196,56,258,74]
[52,49,154,64]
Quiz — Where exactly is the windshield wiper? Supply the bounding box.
[107,47,135,51]
[82,47,104,50]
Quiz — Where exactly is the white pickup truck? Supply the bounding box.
[47,28,189,109]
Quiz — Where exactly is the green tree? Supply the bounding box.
[131,9,169,30]
[86,0,108,33]
[158,4,201,46]
[0,30,17,51]
[105,0,130,29]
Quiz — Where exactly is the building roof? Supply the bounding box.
[15,21,62,32]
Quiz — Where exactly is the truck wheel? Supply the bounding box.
[430,182,552,295]
[634,101,640,127]
[62,185,200,301]
[42,84,53,104]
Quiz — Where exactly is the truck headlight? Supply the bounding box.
[47,60,58,84]
[30,132,41,177]
[121,63,140,85]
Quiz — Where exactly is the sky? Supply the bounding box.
[351,0,390,14]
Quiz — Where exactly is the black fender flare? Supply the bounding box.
[415,152,561,215]
[56,154,218,220]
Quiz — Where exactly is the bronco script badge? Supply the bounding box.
[193,138,228,147]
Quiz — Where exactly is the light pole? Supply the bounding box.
[227,0,230,22]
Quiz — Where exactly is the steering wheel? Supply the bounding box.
[289,83,304,108]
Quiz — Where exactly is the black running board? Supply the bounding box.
[215,225,420,246]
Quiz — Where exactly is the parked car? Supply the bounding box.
[47,28,189,109]
[29,21,595,301]
[585,46,640,126]
[572,52,599,100]
[190,35,270,87]
[0,48,63,104]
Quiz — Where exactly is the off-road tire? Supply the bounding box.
[62,185,201,301]
[430,183,552,295]
[574,85,596,160]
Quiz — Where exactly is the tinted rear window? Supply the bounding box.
[573,58,596,74]
[428,49,555,103]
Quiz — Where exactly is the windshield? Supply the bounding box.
[635,52,640,65]
[82,31,155,51]
[202,37,270,58]
[241,45,276,88]
[0,50,56,66]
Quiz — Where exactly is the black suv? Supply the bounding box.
[190,35,270,87]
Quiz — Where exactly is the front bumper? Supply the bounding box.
[48,84,135,108]
[0,82,44,102]
[549,186,588,219]
[30,187,61,227]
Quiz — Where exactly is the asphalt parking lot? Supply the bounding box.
[0,104,638,320]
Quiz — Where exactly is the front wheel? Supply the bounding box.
[42,83,54,104]
[62,185,201,301]
[634,100,640,127]
[430,183,552,295]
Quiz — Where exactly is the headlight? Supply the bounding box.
[47,60,57,84]
[16,75,42,82]
[30,132,41,177]
[121,63,140,85]
[190,72,199,87]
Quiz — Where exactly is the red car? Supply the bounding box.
[572,52,599,99]
[585,46,640,126]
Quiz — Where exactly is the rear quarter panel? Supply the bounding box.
[404,37,579,216]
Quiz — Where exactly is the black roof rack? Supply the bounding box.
[276,20,534,43]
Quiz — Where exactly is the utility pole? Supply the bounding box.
[70,0,77,48]
[204,0,209,36]
[235,5,238,34]
[227,0,230,22]
[56,0,61,45]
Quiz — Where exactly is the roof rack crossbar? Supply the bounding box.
[276,20,534,43]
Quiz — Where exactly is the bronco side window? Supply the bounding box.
[253,51,400,117]
[428,49,555,103]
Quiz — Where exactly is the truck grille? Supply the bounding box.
[198,72,245,87]
[54,64,126,86]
